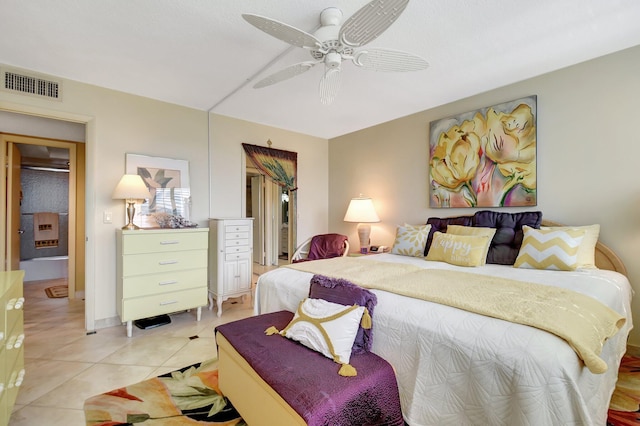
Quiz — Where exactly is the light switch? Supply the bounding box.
[103,211,113,224]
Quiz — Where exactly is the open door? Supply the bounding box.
[250,174,265,264]
[6,143,21,270]
[1,133,84,298]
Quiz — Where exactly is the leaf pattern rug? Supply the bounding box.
[85,353,639,425]
[608,354,640,425]
[84,359,246,425]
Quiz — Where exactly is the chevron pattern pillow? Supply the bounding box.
[514,226,586,271]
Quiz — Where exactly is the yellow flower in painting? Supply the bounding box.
[430,117,483,190]
[484,104,537,190]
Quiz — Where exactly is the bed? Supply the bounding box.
[254,212,633,426]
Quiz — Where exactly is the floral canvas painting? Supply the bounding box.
[429,96,537,208]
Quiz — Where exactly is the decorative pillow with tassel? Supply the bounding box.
[309,274,377,354]
[265,298,369,376]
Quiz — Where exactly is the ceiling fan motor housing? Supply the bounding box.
[324,51,342,68]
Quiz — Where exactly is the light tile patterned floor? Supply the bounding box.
[8,266,276,425]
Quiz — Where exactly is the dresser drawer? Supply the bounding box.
[224,245,250,255]
[4,346,25,410]
[121,287,207,321]
[225,238,249,248]
[122,268,206,298]
[122,230,208,255]
[225,252,251,262]
[225,224,250,234]
[122,249,207,276]
[225,231,249,241]
[4,282,24,341]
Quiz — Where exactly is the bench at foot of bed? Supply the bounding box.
[215,311,404,426]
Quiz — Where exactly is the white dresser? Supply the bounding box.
[116,228,208,337]
[0,270,25,426]
[208,218,253,317]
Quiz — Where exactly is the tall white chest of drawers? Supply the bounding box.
[116,228,209,337]
[208,218,253,317]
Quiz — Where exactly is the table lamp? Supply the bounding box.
[112,174,150,230]
[343,195,380,254]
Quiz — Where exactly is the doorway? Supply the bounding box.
[246,167,287,266]
[1,133,86,300]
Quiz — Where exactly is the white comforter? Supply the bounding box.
[255,253,633,426]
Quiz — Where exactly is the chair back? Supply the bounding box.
[292,233,349,262]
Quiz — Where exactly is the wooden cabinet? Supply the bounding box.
[116,228,208,337]
[208,218,253,317]
[0,270,25,425]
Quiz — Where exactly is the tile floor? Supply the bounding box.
[8,264,278,425]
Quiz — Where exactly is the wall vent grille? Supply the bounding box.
[2,68,62,101]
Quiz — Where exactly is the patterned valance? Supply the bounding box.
[242,143,298,191]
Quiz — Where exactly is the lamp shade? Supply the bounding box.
[112,174,149,201]
[343,196,380,223]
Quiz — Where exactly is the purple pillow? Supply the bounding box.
[424,215,474,256]
[309,274,377,354]
[472,210,542,265]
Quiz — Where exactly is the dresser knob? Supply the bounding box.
[15,369,25,387]
[14,297,25,310]
[6,336,16,350]
[14,334,25,348]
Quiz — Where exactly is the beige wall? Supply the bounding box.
[0,73,329,330]
[329,45,640,344]
[210,114,329,243]
[1,79,210,328]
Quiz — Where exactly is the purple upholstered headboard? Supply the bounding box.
[424,210,542,265]
[473,210,542,265]
[425,215,473,256]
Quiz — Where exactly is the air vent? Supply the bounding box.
[1,68,62,101]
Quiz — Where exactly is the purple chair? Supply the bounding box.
[291,233,349,262]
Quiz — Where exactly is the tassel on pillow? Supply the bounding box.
[338,363,357,377]
[264,326,279,335]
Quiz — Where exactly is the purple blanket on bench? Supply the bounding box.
[215,311,404,426]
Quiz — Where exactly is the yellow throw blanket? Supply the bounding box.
[285,257,625,374]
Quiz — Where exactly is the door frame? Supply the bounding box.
[1,133,82,297]
[0,101,95,332]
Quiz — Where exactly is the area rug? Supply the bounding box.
[84,358,246,425]
[44,284,68,298]
[608,354,640,425]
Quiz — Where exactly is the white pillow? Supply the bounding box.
[391,224,431,257]
[280,298,365,366]
[541,224,599,268]
[514,226,586,271]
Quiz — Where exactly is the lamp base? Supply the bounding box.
[357,223,371,254]
[122,201,140,230]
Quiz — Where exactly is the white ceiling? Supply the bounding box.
[1,0,640,139]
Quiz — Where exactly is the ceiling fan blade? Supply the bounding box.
[339,0,409,47]
[242,14,322,49]
[352,48,429,72]
[254,61,319,89]
[319,67,341,105]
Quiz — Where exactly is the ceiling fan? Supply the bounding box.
[242,0,428,105]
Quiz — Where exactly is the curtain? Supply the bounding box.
[242,143,297,191]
